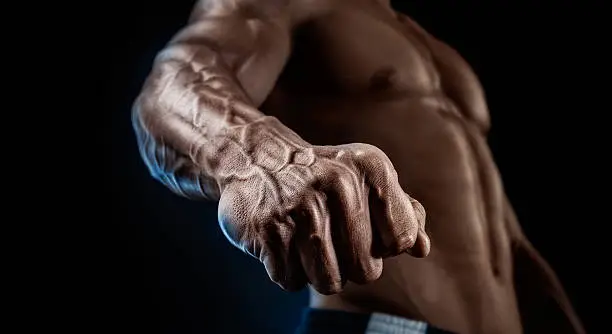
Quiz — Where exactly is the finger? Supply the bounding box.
[295,193,343,295]
[404,195,431,258]
[328,172,383,284]
[354,145,420,255]
[260,218,308,291]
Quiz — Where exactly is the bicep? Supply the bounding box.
[166,0,294,107]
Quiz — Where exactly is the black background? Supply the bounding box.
[108,1,609,333]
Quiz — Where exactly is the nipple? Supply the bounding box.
[369,67,398,91]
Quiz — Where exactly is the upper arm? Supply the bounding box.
[162,0,298,107]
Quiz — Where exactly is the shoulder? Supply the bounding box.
[188,0,331,26]
[172,0,298,53]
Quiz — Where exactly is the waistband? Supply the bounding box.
[295,308,455,334]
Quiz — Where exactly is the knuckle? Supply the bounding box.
[352,143,389,162]
[331,146,353,161]
[345,145,398,186]
[347,142,378,154]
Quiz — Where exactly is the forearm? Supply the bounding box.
[513,240,585,334]
[132,43,309,200]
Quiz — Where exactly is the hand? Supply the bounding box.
[216,118,430,295]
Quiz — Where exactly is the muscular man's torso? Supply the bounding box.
[260,1,522,332]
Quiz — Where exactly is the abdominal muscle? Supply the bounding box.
[261,92,523,333]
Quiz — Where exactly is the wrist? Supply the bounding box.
[205,116,313,189]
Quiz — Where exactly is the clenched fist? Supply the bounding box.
[216,117,430,295]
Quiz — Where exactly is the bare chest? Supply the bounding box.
[277,8,439,96]
[268,4,489,127]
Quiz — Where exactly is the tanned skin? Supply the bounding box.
[132,0,585,333]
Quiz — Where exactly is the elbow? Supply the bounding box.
[131,103,183,195]
[130,67,181,190]
[131,89,174,186]
[131,95,163,182]
[131,93,221,201]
